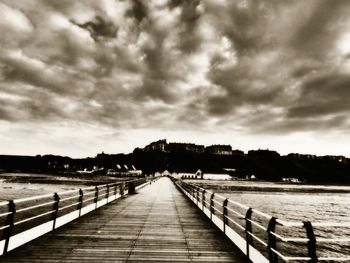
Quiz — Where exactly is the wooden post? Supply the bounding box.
[196,187,200,205]
[94,186,99,208]
[128,182,136,194]
[120,183,124,196]
[210,193,215,220]
[52,193,60,230]
[114,184,118,197]
[78,189,83,217]
[245,208,253,259]
[105,185,109,203]
[3,200,16,254]
[202,190,206,211]
[304,221,318,263]
[223,198,228,233]
[267,217,278,263]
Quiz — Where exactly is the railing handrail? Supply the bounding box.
[0,177,151,256]
[0,179,144,208]
[184,182,350,227]
[178,179,350,263]
[6,181,129,205]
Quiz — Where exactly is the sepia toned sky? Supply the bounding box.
[0,0,350,157]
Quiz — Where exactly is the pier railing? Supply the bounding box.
[0,178,148,256]
[176,180,350,263]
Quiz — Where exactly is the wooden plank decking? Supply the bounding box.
[1,177,248,262]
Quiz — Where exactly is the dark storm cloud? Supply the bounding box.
[0,84,69,122]
[128,0,148,23]
[0,0,350,136]
[200,0,350,134]
[215,2,273,53]
[288,73,350,118]
[73,16,118,41]
[136,38,181,103]
[170,0,202,53]
[1,54,69,95]
[290,0,349,57]
[206,55,284,116]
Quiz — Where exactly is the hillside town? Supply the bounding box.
[0,139,349,184]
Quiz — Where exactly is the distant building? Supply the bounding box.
[232,150,244,156]
[202,167,233,180]
[223,168,236,176]
[144,139,167,152]
[205,145,232,155]
[142,139,241,155]
[77,168,94,175]
[168,142,205,153]
[287,153,317,160]
[282,177,301,183]
[77,166,104,175]
[246,175,256,180]
[323,155,346,162]
[202,173,231,180]
[154,170,171,177]
[173,169,203,179]
[106,164,142,177]
[129,165,142,176]
[171,168,233,180]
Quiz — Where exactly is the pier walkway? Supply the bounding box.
[1,177,247,262]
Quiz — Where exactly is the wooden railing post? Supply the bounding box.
[78,189,83,217]
[223,198,228,233]
[196,187,200,205]
[52,193,60,230]
[182,182,187,192]
[202,190,206,210]
[128,181,136,194]
[304,221,318,263]
[114,184,118,197]
[245,208,253,259]
[94,186,99,208]
[267,217,278,263]
[3,200,16,254]
[105,185,110,203]
[210,193,215,220]
[120,183,124,196]
[0,177,158,256]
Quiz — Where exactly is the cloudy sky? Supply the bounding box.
[0,0,350,157]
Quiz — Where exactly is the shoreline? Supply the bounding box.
[0,172,145,201]
[0,172,141,186]
[186,180,350,194]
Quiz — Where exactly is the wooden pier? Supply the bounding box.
[1,177,247,262]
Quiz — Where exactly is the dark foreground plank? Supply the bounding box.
[1,177,248,262]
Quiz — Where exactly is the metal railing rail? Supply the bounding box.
[0,178,150,256]
[176,179,350,263]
